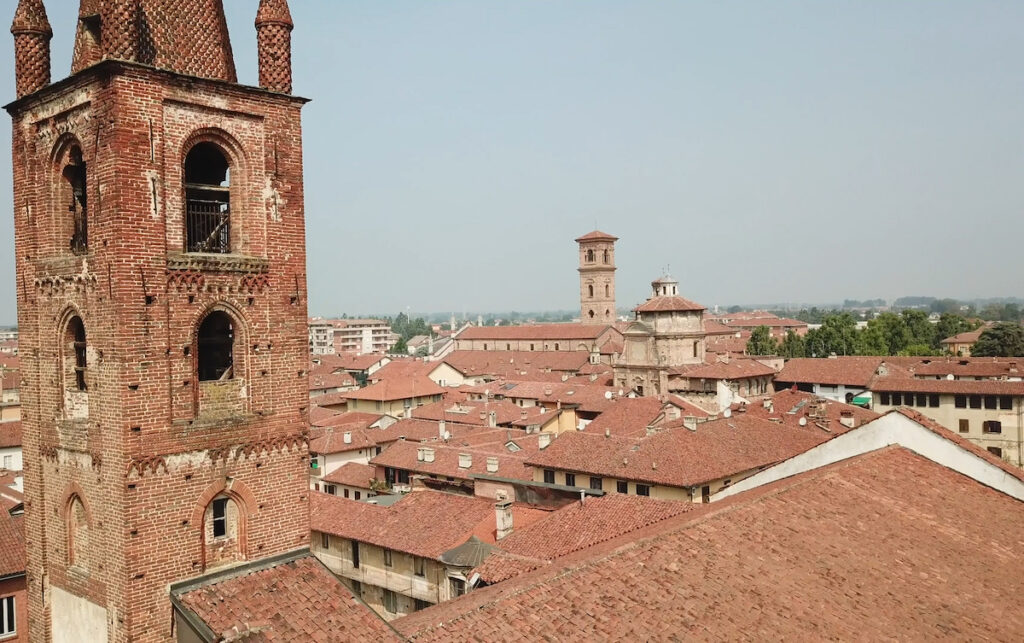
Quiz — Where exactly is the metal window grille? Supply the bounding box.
[186,189,231,253]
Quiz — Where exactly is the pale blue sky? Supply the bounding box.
[1,1,1022,323]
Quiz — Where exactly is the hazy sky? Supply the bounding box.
[1,1,1022,324]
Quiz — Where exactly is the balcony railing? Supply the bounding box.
[186,189,230,254]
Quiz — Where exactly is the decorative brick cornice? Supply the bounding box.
[167,252,269,274]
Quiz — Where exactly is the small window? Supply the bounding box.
[351,541,360,568]
[999,396,1013,410]
[983,421,1002,434]
[880,393,891,406]
[530,344,535,351]
[414,556,425,577]
[969,395,982,409]
[959,419,969,433]
[384,548,393,567]
[506,343,511,351]
[928,394,940,408]
[564,473,576,487]
[414,598,432,611]
[450,577,466,598]
[588,284,594,298]
[983,395,997,410]
[554,343,560,351]
[66,316,88,391]
[0,595,15,638]
[185,142,231,254]
[605,284,610,297]
[916,394,927,408]
[987,446,1003,458]
[354,491,361,500]
[955,395,967,408]
[603,250,609,264]
[397,470,410,484]
[326,485,336,496]
[212,498,228,538]
[891,393,901,406]
[62,145,88,254]
[589,477,602,491]
[586,249,595,263]
[635,484,650,497]
[197,311,234,381]
[343,488,350,499]
[543,470,555,484]
[382,589,398,614]
[616,481,628,494]
[321,532,330,549]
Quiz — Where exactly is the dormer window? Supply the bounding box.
[185,143,231,254]
[61,146,87,254]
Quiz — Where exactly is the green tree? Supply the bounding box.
[390,337,408,354]
[934,313,976,349]
[745,326,778,356]
[970,323,1024,357]
[778,330,807,358]
[901,309,936,348]
[855,323,889,355]
[806,314,859,357]
[864,313,910,355]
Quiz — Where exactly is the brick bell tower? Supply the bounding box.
[7,1,308,640]
[576,230,618,325]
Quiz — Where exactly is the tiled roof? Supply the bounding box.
[909,357,1023,379]
[308,370,357,391]
[370,440,534,482]
[744,389,879,431]
[718,317,808,329]
[663,395,712,418]
[575,230,619,242]
[1,372,18,392]
[527,415,827,487]
[341,376,445,402]
[0,511,25,577]
[775,357,886,387]
[310,411,384,430]
[487,380,622,413]
[309,406,345,425]
[411,398,544,427]
[871,376,1024,396]
[582,397,666,438]
[457,324,612,341]
[396,447,1024,641]
[312,491,495,560]
[671,358,777,380]
[322,462,378,489]
[308,427,376,455]
[368,359,437,383]
[704,319,740,336]
[634,296,706,313]
[941,329,985,344]
[0,421,21,449]
[311,352,389,372]
[309,391,351,408]
[176,554,398,641]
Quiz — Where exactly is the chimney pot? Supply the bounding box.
[343,431,352,444]
[458,453,472,469]
[423,448,435,463]
[486,457,499,473]
[538,433,552,449]
[495,498,513,540]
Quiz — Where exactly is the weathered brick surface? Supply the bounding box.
[7,41,309,643]
[256,0,294,94]
[11,0,53,99]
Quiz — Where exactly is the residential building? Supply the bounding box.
[614,275,708,396]
[0,422,21,475]
[940,327,986,356]
[708,310,809,338]
[320,462,380,500]
[774,356,892,404]
[309,318,334,355]
[394,412,1024,641]
[0,372,19,423]
[0,512,25,642]
[454,323,622,359]
[341,377,445,416]
[311,318,398,354]
[576,230,618,325]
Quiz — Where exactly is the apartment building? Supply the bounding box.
[309,318,399,355]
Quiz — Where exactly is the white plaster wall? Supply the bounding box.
[0,445,21,473]
[51,586,107,643]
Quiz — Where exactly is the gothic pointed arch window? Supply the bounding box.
[588,284,594,298]
[185,142,231,253]
[603,249,609,264]
[54,139,88,255]
[605,284,610,298]
[64,316,88,391]
[197,311,235,381]
[586,249,595,263]
[67,494,90,569]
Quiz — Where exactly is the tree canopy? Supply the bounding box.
[971,323,1024,357]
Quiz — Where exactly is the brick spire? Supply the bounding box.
[11,0,53,98]
[71,1,103,74]
[255,0,294,94]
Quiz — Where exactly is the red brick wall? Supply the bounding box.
[0,575,27,642]
[9,61,309,643]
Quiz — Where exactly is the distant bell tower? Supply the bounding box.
[7,1,309,641]
[576,230,618,325]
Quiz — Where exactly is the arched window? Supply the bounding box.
[197,311,235,381]
[693,342,699,359]
[603,250,609,264]
[61,146,88,254]
[67,495,89,569]
[204,495,244,566]
[65,316,87,391]
[588,310,595,319]
[185,143,231,254]
[588,284,594,298]
[605,284,610,297]
[586,249,595,263]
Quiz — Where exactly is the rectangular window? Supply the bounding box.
[1000,396,1013,410]
[987,446,1003,458]
[414,556,425,577]
[984,395,997,410]
[326,485,336,496]
[450,577,466,597]
[928,394,940,408]
[321,532,330,549]
[959,419,969,433]
[636,484,650,497]
[352,541,360,569]
[397,470,410,484]
[414,598,432,612]
[383,589,398,614]
[589,477,602,491]
[892,393,902,406]
[969,395,982,409]
[916,394,927,408]
[351,581,361,597]
[212,498,228,539]
[880,393,890,406]
[1,455,10,470]
[543,470,555,484]
[564,473,576,487]
[955,395,967,408]
[0,595,14,638]
[983,421,1002,434]
[343,488,350,499]
[384,548,393,567]
[616,481,628,494]
[354,491,361,500]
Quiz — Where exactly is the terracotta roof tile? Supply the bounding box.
[341,376,445,402]
[396,447,1024,641]
[743,389,879,432]
[871,376,1024,396]
[0,511,25,577]
[671,358,777,380]
[634,295,706,313]
[776,357,886,387]
[322,462,378,489]
[574,230,618,242]
[177,555,398,641]
[581,397,666,438]
[370,440,534,482]
[0,421,21,449]
[457,324,612,341]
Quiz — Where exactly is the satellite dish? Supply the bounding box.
[604,391,613,400]
[799,417,808,426]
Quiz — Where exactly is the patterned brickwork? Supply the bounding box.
[11,0,52,98]
[257,22,293,94]
[7,57,309,643]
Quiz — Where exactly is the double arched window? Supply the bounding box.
[184,143,231,254]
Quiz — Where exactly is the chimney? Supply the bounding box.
[486,457,499,474]
[423,448,435,463]
[438,420,446,438]
[682,416,697,431]
[479,411,487,421]
[538,433,552,449]
[416,448,425,462]
[520,409,528,420]
[495,497,513,540]
[839,410,856,429]
[458,453,472,469]
[488,411,497,428]
[343,431,352,444]
[256,0,294,93]
[11,0,53,99]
